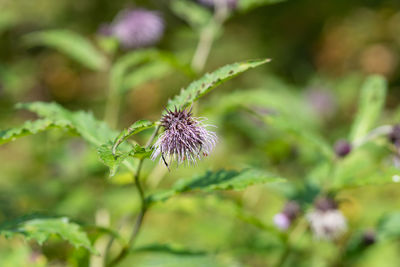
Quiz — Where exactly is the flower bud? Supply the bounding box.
[389,125,400,145]
[273,201,301,231]
[362,230,376,246]
[334,139,352,157]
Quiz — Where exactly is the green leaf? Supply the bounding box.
[170,0,212,29]
[110,49,193,94]
[98,143,152,177]
[121,61,172,93]
[24,30,108,71]
[166,59,270,110]
[238,0,286,12]
[331,144,400,190]
[111,119,156,156]
[148,169,285,204]
[350,75,387,142]
[247,107,334,159]
[0,215,96,253]
[0,119,71,145]
[97,144,131,177]
[16,102,114,146]
[377,212,400,241]
[13,102,137,173]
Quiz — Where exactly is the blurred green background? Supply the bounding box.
[1,0,400,266]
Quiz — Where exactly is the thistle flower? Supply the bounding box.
[151,107,217,170]
[101,8,164,49]
[307,197,347,240]
[197,0,238,10]
[273,201,301,231]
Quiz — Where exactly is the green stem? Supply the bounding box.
[106,126,160,266]
[191,0,229,72]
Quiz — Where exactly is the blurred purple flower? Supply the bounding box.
[273,201,301,231]
[307,197,347,240]
[305,88,337,119]
[101,9,164,49]
[334,139,352,158]
[151,107,217,170]
[197,0,238,9]
[274,213,291,230]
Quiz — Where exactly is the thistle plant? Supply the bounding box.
[2,1,400,267]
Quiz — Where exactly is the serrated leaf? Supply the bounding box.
[167,59,270,110]
[14,102,137,172]
[350,75,387,142]
[147,169,285,204]
[111,49,193,94]
[16,102,114,147]
[0,215,96,253]
[377,212,400,241]
[170,0,212,29]
[238,0,286,12]
[98,143,152,177]
[111,120,156,156]
[24,30,108,71]
[0,119,71,145]
[97,144,130,177]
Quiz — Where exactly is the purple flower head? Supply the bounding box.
[274,213,291,230]
[105,8,164,49]
[305,88,337,119]
[197,0,238,10]
[151,107,217,170]
[273,201,301,231]
[334,139,352,158]
[307,197,347,240]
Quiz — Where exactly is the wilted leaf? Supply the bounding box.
[148,169,285,204]
[167,59,270,110]
[350,75,387,142]
[0,215,96,253]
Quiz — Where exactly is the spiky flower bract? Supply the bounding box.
[151,107,217,169]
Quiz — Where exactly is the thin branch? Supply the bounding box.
[106,125,160,266]
[191,0,229,72]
